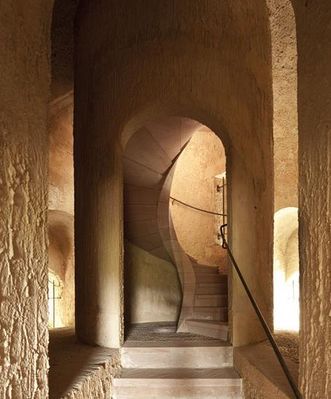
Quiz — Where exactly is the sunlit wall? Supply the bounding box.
[274,207,299,331]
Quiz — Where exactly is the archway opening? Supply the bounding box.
[123,116,228,342]
[273,207,299,332]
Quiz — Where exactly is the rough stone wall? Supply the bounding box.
[291,1,331,397]
[0,1,53,397]
[75,0,274,347]
[267,0,298,211]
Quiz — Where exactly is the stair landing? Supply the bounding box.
[113,323,243,399]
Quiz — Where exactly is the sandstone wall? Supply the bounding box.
[60,357,119,399]
[0,1,53,397]
[171,129,226,267]
[267,0,298,212]
[291,1,331,397]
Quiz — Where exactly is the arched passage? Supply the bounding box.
[123,117,228,339]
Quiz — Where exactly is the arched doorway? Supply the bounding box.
[122,116,228,341]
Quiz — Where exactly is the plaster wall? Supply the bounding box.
[0,1,52,397]
[171,129,226,266]
[74,0,274,347]
[291,1,331,396]
[125,241,181,324]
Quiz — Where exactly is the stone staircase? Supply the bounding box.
[113,342,243,398]
[181,261,229,341]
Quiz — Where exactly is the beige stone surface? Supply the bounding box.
[48,95,75,329]
[124,241,181,324]
[49,98,74,215]
[291,1,331,397]
[0,1,53,397]
[234,342,298,399]
[48,211,75,327]
[49,328,120,399]
[171,129,226,266]
[267,0,298,212]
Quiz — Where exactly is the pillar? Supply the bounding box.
[74,135,123,347]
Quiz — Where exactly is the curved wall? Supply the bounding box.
[171,129,226,266]
[125,241,181,324]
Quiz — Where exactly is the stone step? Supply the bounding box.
[195,273,227,283]
[196,282,227,295]
[193,306,228,322]
[113,368,243,399]
[193,265,220,275]
[121,345,233,369]
[185,320,229,341]
[195,294,228,307]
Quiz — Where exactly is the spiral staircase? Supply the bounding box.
[123,117,228,340]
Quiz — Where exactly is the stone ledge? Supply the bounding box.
[49,328,120,399]
[234,342,298,399]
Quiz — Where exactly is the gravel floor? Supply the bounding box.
[272,331,299,364]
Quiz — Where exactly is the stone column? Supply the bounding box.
[74,137,123,348]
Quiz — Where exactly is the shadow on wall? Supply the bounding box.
[125,240,181,324]
[273,207,299,332]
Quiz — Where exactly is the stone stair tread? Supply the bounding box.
[186,319,228,327]
[196,282,227,294]
[195,274,227,283]
[194,294,228,307]
[117,367,241,380]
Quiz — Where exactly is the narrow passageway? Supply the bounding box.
[118,117,240,397]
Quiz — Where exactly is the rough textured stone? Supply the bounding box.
[0,1,53,397]
[59,359,118,399]
[267,0,298,211]
[291,1,331,397]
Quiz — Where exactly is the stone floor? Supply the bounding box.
[124,322,229,347]
[273,331,299,364]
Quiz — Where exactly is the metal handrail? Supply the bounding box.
[219,224,302,399]
[170,196,226,217]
